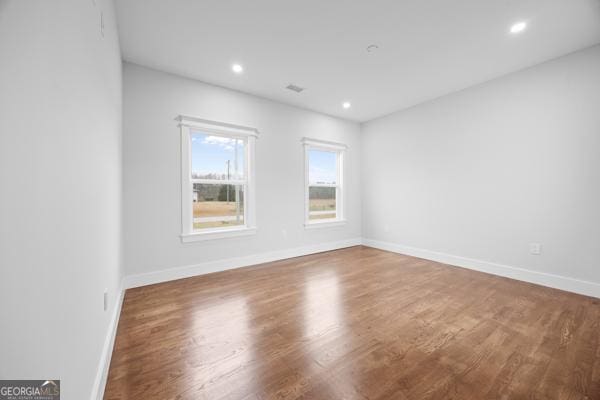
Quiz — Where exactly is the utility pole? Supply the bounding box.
[225,160,230,204]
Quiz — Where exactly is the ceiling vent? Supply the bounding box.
[286,84,305,93]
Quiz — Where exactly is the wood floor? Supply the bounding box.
[104,246,600,400]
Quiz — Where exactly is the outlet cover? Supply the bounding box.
[529,243,542,255]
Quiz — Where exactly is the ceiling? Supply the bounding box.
[116,0,600,122]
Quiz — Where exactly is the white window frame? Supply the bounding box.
[302,137,347,229]
[178,115,258,242]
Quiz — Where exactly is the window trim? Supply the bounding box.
[178,115,258,242]
[302,137,347,229]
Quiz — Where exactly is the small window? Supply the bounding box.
[179,116,258,242]
[302,138,347,228]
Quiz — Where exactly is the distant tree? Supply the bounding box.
[309,186,335,199]
[218,185,235,201]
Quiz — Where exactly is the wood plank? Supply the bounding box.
[104,246,600,400]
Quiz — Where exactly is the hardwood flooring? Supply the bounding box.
[104,246,600,400]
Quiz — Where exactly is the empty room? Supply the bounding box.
[2,0,600,399]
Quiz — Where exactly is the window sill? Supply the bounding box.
[181,227,257,243]
[304,219,347,230]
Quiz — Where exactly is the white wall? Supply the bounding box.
[0,1,122,399]
[122,63,361,278]
[361,45,600,290]
[0,4,596,396]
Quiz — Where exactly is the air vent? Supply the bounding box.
[286,84,305,93]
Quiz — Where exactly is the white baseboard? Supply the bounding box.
[93,237,360,398]
[91,283,125,400]
[94,236,597,399]
[363,238,600,299]
[123,237,362,289]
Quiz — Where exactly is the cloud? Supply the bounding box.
[309,165,336,184]
[203,135,237,151]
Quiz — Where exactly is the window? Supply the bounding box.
[302,138,347,228]
[179,116,258,242]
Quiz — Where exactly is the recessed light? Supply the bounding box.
[232,64,243,74]
[510,21,527,34]
[342,102,351,109]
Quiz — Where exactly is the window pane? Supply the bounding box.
[191,132,245,180]
[193,183,244,230]
[309,186,336,220]
[308,149,337,185]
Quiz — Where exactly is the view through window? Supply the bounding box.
[308,149,338,220]
[190,131,247,230]
[303,138,346,225]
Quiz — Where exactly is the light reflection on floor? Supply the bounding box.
[189,296,255,398]
[303,270,343,339]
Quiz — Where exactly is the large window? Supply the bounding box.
[179,116,258,242]
[302,138,347,227]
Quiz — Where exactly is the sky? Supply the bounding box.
[191,133,245,179]
[191,132,337,184]
[308,149,337,185]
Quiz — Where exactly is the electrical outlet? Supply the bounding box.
[103,290,109,311]
[281,229,288,239]
[529,243,542,255]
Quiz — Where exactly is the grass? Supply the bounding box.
[309,198,335,211]
[194,201,244,218]
[193,201,244,229]
[309,198,336,220]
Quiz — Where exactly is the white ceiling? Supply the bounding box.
[116,0,600,122]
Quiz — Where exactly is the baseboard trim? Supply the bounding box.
[362,238,600,299]
[91,283,125,400]
[95,238,360,398]
[95,236,598,399]
[123,237,362,289]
